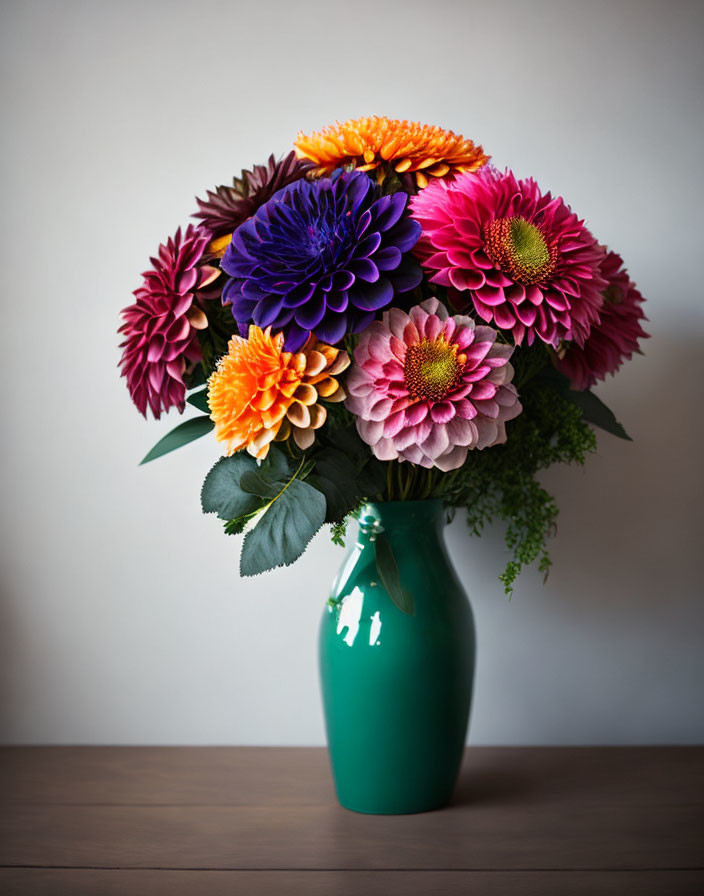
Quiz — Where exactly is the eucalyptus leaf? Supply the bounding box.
[375,533,415,616]
[200,454,262,520]
[140,416,213,465]
[240,479,326,576]
[186,388,209,414]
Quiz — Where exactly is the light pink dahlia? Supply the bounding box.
[409,168,607,348]
[345,298,522,471]
[556,250,648,390]
[119,225,218,418]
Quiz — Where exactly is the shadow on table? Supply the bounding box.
[450,762,540,809]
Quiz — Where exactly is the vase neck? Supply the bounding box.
[357,500,445,542]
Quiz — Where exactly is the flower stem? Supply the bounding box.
[386,462,394,501]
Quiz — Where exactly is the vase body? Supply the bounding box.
[319,500,476,814]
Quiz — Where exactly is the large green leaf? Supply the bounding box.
[140,416,213,465]
[564,389,632,441]
[186,388,209,414]
[240,479,326,576]
[358,456,386,497]
[313,428,386,515]
[310,450,364,523]
[200,453,262,520]
[375,533,415,616]
[260,447,290,479]
[239,447,292,497]
[329,425,372,468]
[239,470,276,497]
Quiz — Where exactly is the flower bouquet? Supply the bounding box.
[119,117,647,813]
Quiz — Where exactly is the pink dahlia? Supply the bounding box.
[345,298,522,471]
[409,168,607,348]
[119,225,218,418]
[556,250,648,390]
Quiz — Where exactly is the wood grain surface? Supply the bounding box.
[1,747,703,894]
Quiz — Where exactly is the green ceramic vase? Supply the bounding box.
[319,500,476,814]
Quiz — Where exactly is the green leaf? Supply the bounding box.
[315,427,386,509]
[260,446,290,480]
[564,389,632,441]
[310,450,364,523]
[536,368,631,441]
[375,533,415,615]
[186,388,209,414]
[240,479,326,576]
[240,469,278,497]
[328,425,371,468]
[201,454,262,520]
[358,456,386,497]
[223,518,248,536]
[185,364,207,390]
[381,169,404,195]
[239,447,292,497]
[140,416,214,465]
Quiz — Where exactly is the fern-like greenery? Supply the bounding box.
[437,373,596,593]
[330,343,599,595]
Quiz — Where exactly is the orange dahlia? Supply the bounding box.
[294,116,489,189]
[207,326,349,458]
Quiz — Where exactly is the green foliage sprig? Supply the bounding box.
[437,368,597,594]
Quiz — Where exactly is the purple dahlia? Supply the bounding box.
[220,170,423,351]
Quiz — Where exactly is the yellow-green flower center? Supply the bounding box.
[485,216,556,285]
[404,338,462,402]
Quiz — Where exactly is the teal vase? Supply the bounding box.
[319,500,476,814]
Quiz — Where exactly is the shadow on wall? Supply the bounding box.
[541,329,704,614]
[0,579,20,740]
[446,329,704,744]
[448,329,704,610]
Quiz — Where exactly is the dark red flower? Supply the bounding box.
[119,226,218,418]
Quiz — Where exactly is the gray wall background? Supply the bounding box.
[1,0,702,745]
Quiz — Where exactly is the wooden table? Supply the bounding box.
[1,747,703,894]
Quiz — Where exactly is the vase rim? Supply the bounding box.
[363,499,443,509]
[358,499,445,531]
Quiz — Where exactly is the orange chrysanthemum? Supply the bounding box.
[294,116,489,189]
[207,326,349,459]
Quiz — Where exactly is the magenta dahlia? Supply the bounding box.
[556,250,648,389]
[119,225,218,418]
[345,298,522,470]
[409,168,607,348]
